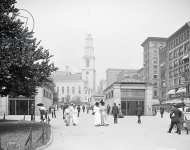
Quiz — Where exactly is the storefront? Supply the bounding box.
[104,78,153,116]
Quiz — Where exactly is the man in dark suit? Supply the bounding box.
[168,105,182,134]
[137,105,143,124]
[112,103,119,124]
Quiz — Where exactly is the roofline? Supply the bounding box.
[141,37,168,47]
[106,68,139,72]
[167,22,190,40]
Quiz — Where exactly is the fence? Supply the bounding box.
[24,128,32,150]
[0,122,50,150]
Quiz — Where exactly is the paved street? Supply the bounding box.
[46,110,190,150]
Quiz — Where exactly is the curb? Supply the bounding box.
[36,126,54,150]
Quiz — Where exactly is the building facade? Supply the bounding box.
[166,22,190,101]
[141,37,167,104]
[159,46,167,103]
[0,86,53,116]
[106,68,138,87]
[53,34,96,103]
[104,78,153,116]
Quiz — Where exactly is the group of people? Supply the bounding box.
[62,104,79,126]
[93,101,124,126]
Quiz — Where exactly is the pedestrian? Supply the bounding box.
[112,103,119,124]
[64,105,70,126]
[137,105,143,124]
[72,105,79,126]
[62,104,67,119]
[107,104,111,115]
[53,107,56,118]
[118,104,123,118]
[160,106,164,118]
[69,104,74,125]
[77,105,81,117]
[100,101,108,126]
[51,107,54,118]
[168,104,182,134]
[82,105,85,113]
[93,102,101,126]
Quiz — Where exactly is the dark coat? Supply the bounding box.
[137,107,143,116]
[170,108,182,122]
[160,107,164,114]
[112,105,119,116]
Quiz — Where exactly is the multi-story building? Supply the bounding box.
[159,46,167,102]
[104,78,153,116]
[141,37,167,104]
[166,22,190,100]
[53,34,96,103]
[106,68,138,87]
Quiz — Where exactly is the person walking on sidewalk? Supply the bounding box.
[93,102,101,126]
[100,101,108,126]
[82,105,85,113]
[72,105,79,126]
[77,105,81,117]
[112,103,119,124]
[107,104,111,115]
[168,105,182,134]
[160,106,165,118]
[137,105,143,124]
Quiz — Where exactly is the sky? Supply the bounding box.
[16,0,190,83]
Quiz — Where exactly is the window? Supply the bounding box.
[174,78,178,85]
[174,49,178,58]
[169,71,173,78]
[169,52,173,60]
[72,87,75,94]
[153,75,158,79]
[78,86,81,94]
[153,65,157,69]
[174,60,178,68]
[154,90,157,97]
[67,86,69,94]
[62,87,64,94]
[57,87,59,95]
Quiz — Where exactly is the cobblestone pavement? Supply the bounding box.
[46,110,190,150]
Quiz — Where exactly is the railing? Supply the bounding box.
[24,128,32,150]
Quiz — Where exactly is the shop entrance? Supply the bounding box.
[121,100,144,116]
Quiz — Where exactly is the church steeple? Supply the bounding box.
[82,33,96,94]
[84,34,94,58]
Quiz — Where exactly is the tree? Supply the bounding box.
[0,0,58,97]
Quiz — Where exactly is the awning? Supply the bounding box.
[167,89,176,95]
[176,87,186,94]
[182,54,189,60]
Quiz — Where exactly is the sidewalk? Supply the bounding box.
[45,110,189,150]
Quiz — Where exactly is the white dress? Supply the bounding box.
[94,106,101,125]
[72,108,79,125]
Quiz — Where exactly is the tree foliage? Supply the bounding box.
[0,0,58,97]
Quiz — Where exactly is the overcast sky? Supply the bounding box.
[16,0,190,83]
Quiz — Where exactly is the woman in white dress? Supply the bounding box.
[64,105,70,126]
[72,105,79,125]
[93,102,101,126]
[100,101,107,126]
